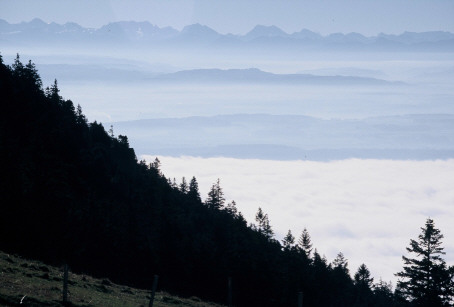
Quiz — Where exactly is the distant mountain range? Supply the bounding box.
[34,64,400,85]
[155,68,400,85]
[1,19,454,51]
[111,113,454,160]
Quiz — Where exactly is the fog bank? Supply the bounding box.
[143,156,454,286]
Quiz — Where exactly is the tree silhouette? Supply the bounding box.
[188,176,201,203]
[333,252,349,274]
[354,263,374,289]
[282,230,295,251]
[298,227,313,257]
[11,53,24,78]
[205,178,225,210]
[24,60,42,90]
[396,218,454,307]
[179,177,188,194]
[225,200,238,217]
[254,207,274,240]
[75,104,87,125]
[354,264,374,306]
[373,279,396,307]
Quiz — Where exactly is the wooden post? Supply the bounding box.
[62,264,69,304]
[227,277,232,307]
[148,274,159,307]
[298,291,303,307]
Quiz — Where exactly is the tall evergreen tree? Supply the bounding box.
[24,60,42,90]
[149,157,162,177]
[354,264,374,306]
[373,279,396,307]
[298,227,313,257]
[332,252,349,274]
[254,207,274,240]
[205,178,225,210]
[170,177,178,189]
[354,263,374,289]
[225,200,238,217]
[75,104,87,125]
[11,53,24,78]
[331,252,355,306]
[282,229,295,251]
[179,177,188,194]
[396,218,454,307]
[46,79,61,103]
[188,176,201,203]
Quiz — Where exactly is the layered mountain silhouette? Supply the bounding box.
[111,114,454,160]
[32,65,401,85]
[2,18,453,51]
[153,68,401,85]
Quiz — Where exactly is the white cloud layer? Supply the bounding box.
[143,155,454,286]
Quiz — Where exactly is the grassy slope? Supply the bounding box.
[0,250,224,307]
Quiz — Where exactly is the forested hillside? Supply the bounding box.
[0,54,436,306]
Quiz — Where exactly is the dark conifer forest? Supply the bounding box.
[1,55,453,306]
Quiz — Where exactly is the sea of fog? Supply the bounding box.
[147,156,454,287]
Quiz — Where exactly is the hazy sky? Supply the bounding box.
[149,156,454,286]
[2,0,454,35]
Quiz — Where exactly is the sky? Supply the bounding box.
[148,156,454,286]
[1,0,454,35]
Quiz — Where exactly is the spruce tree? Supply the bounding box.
[254,207,274,240]
[396,218,454,307]
[24,60,42,90]
[354,264,374,306]
[150,157,162,176]
[11,53,24,78]
[373,279,395,307]
[205,178,225,210]
[331,252,355,306]
[179,177,188,194]
[332,252,349,274]
[282,229,295,251]
[188,176,201,203]
[354,263,374,288]
[46,79,61,103]
[225,200,238,217]
[298,227,313,257]
[75,104,87,125]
